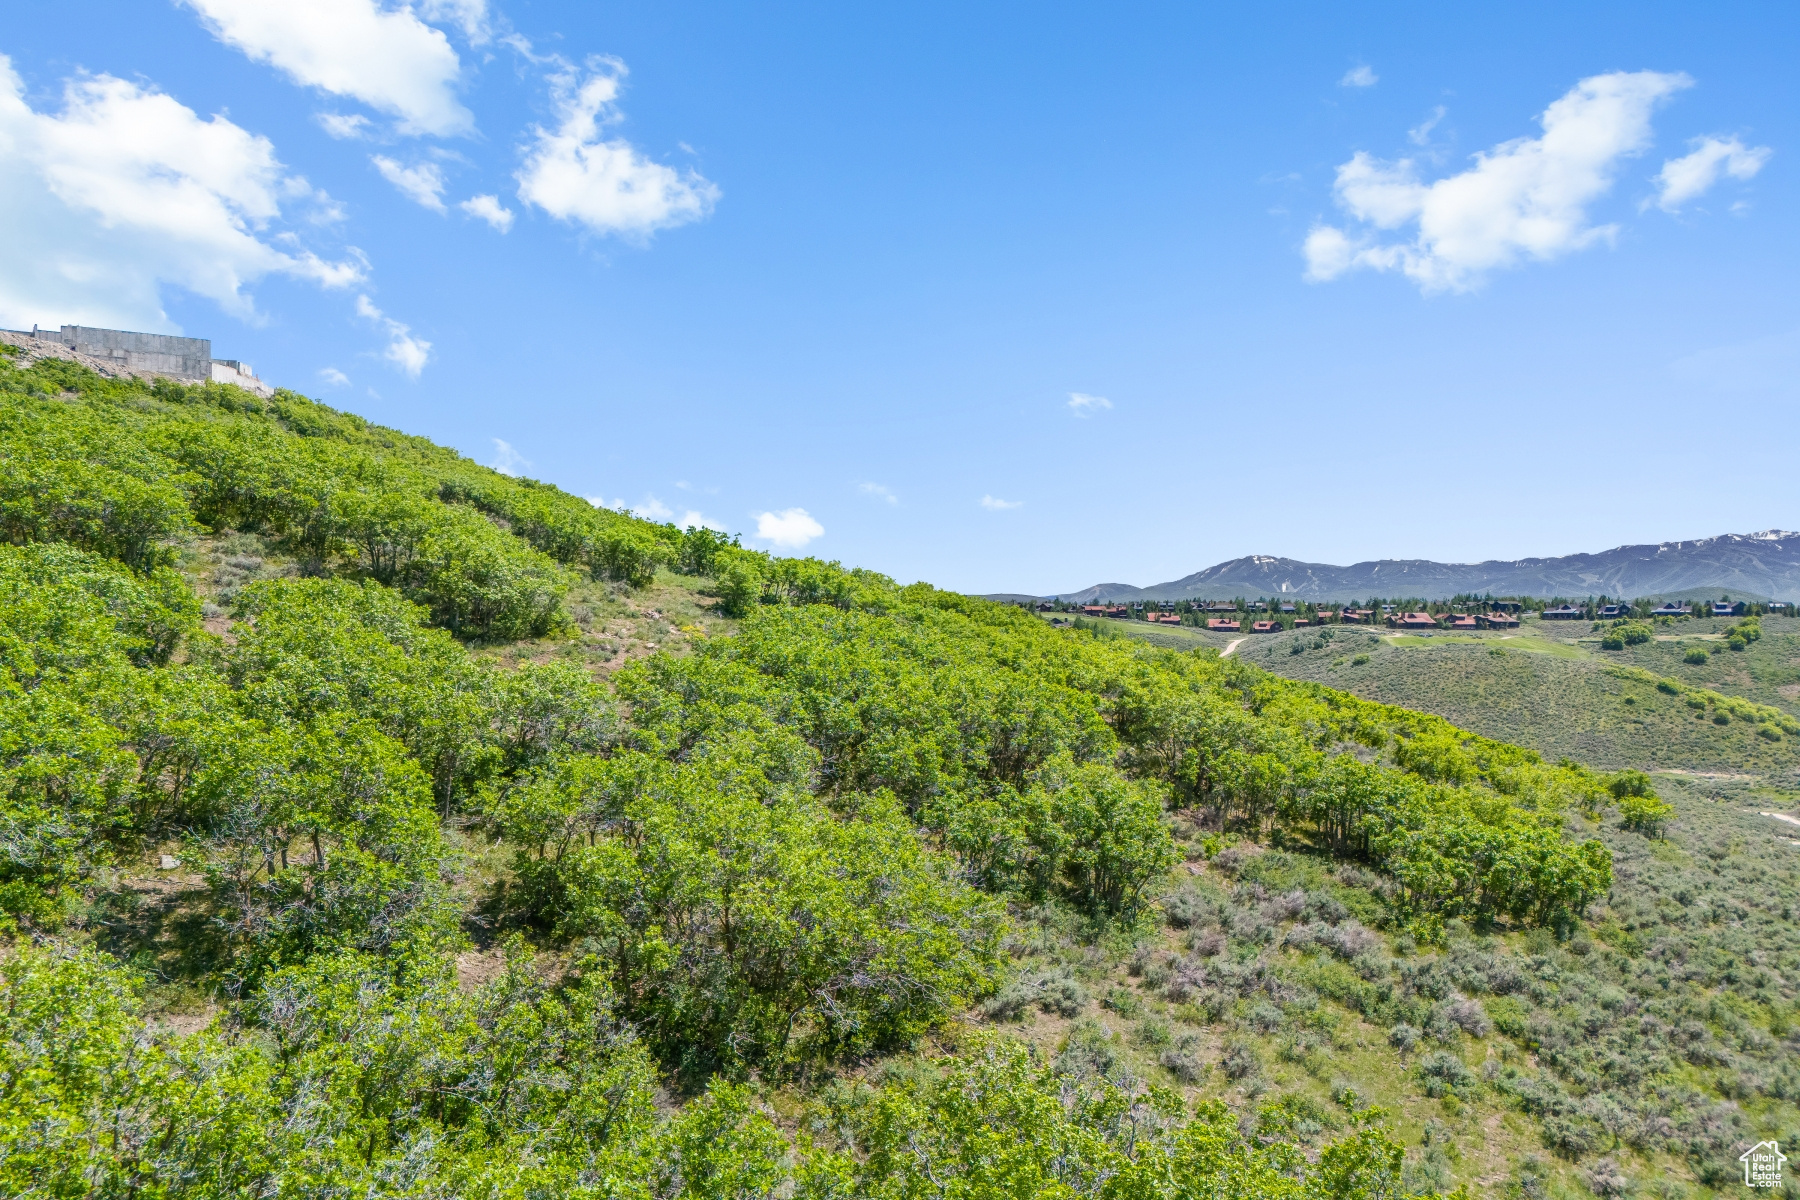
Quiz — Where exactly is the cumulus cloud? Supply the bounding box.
[0,56,363,331]
[1651,135,1770,212]
[459,193,514,231]
[859,482,899,505]
[586,494,626,510]
[679,510,725,531]
[319,366,350,386]
[1305,70,1691,293]
[372,156,447,211]
[980,495,1023,511]
[356,294,431,377]
[489,437,530,476]
[317,112,372,140]
[754,507,823,549]
[635,495,674,520]
[1341,65,1378,88]
[516,57,719,238]
[1067,392,1112,417]
[183,0,474,137]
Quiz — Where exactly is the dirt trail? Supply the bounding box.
[1220,637,1247,657]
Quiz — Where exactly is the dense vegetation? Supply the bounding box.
[1,344,1785,1196]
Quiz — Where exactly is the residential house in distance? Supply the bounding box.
[1650,602,1688,618]
[1598,604,1632,619]
[1488,601,1523,613]
[1388,612,1439,630]
[1446,614,1477,630]
[1204,601,1238,614]
[1251,620,1279,633]
[1713,601,1746,617]
[1477,611,1520,629]
[1340,609,1375,623]
[1279,603,1297,614]
[1207,618,1240,632]
[1541,605,1584,620]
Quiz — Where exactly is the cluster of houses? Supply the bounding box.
[1051,596,1776,632]
[1384,610,1519,630]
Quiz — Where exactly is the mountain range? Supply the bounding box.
[992,530,1800,604]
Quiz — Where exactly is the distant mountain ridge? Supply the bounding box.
[1019,531,1800,603]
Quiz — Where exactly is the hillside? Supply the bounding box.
[1042,532,1800,603]
[1225,616,1800,778]
[4,340,1799,1198]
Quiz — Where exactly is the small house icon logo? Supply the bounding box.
[1742,1140,1786,1187]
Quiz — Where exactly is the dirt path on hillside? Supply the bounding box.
[1220,637,1247,657]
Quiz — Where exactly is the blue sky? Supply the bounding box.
[2,3,1796,594]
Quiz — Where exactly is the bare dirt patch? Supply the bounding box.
[455,947,510,992]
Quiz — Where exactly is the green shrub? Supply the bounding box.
[1683,647,1709,665]
[1415,1050,1475,1097]
[1618,792,1674,837]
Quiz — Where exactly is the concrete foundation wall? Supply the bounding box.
[210,360,274,397]
[52,325,212,380]
[7,325,273,395]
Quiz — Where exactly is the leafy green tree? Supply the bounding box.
[502,748,1004,1076]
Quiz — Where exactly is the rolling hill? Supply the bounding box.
[1032,531,1800,603]
[8,335,1800,1199]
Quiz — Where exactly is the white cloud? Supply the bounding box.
[419,0,491,45]
[319,366,350,386]
[1305,70,1691,293]
[183,0,473,137]
[317,112,372,140]
[459,193,514,231]
[638,496,726,529]
[1340,65,1378,89]
[1067,392,1112,417]
[356,294,431,377]
[980,495,1023,511]
[1408,105,1446,147]
[586,494,626,510]
[489,437,530,476]
[858,482,899,505]
[0,56,363,331]
[371,156,447,212]
[515,57,719,238]
[1651,135,1770,212]
[754,507,824,549]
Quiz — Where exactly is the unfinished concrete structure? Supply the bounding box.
[34,325,213,379]
[3,324,273,397]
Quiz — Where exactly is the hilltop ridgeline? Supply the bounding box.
[1036,532,1800,604]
